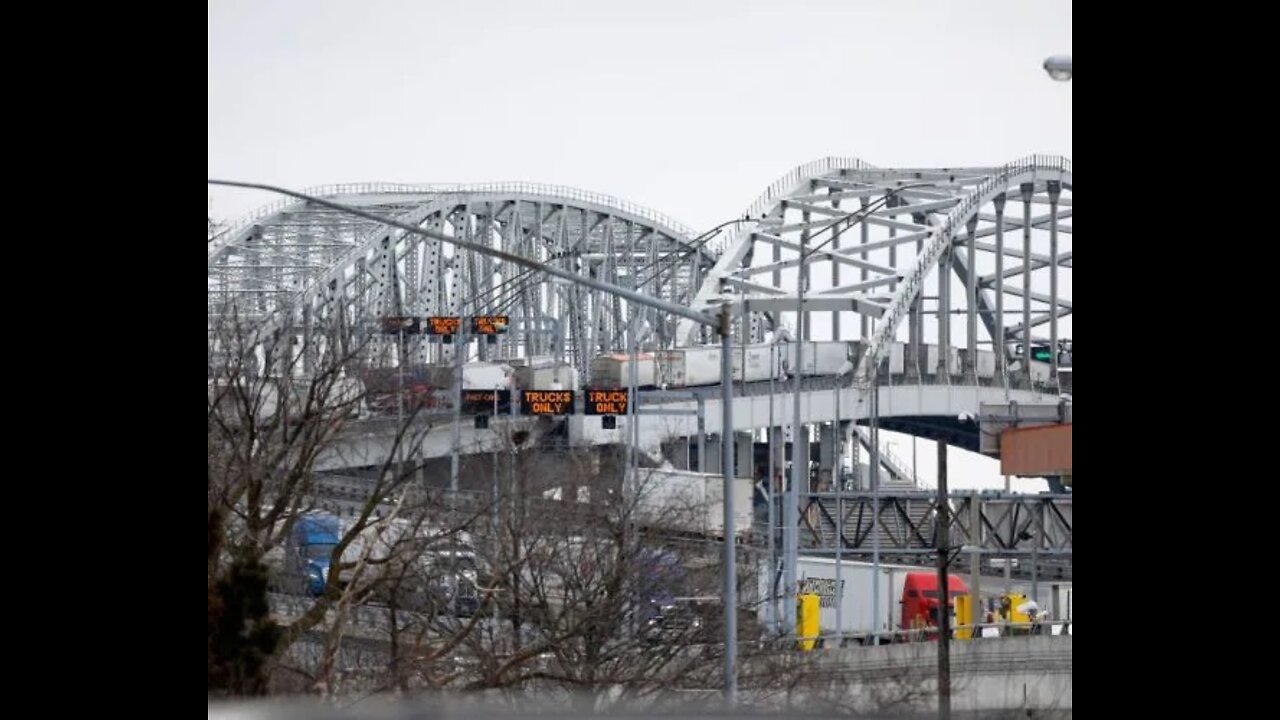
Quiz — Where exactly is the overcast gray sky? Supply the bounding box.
[208,0,1072,491]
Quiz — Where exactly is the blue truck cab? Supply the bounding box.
[288,512,340,596]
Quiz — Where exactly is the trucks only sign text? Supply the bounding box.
[584,388,629,415]
[425,316,461,336]
[521,390,575,415]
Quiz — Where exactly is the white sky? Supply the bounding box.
[208,0,1072,492]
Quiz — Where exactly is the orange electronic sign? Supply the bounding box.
[426,316,462,336]
[381,316,421,335]
[520,390,575,415]
[461,389,511,415]
[471,315,509,335]
[584,388,629,416]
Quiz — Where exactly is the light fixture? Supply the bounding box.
[1043,55,1072,82]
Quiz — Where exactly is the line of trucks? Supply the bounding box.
[406,339,1053,394]
[213,339,1059,421]
[262,468,1070,644]
[588,340,1045,388]
[779,556,1073,644]
[266,513,481,616]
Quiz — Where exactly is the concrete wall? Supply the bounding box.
[750,636,1071,716]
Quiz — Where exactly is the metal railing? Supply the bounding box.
[808,619,1073,647]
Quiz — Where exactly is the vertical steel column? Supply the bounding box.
[719,304,737,706]
[1047,180,1062,384]
[697,397,706,473]
[969,491,982,634]
[1020,182,1034,386]
[936,439,951,720]
[966,216,978,382]
[784,232,806,634]
[801,209,811,341]
[861,196,870,340]
[834,377,844,645]
[938,228,951,378]
[993,194,1007,382]
[831,189,841,340]
[870,379,881,643]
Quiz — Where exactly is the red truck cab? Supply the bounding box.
[901,572,970,631]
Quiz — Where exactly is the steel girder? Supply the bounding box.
[798,491,1072,581]
[678,155,1072,390]
[207,183,711,374]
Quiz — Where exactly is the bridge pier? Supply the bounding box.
[704,435,722,474]
[818,423,836,492]
[735,431,753,480]
[795,424,811,492]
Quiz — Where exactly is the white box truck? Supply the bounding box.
[629,467,753,540]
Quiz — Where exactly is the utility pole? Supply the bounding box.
[936,440,951,720]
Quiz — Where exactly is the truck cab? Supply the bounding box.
[901,572,969,632]
[285,512,341,597]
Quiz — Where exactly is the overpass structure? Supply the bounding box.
[210,153,1073,636]
[209,154,1071,395]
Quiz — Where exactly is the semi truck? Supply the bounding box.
[269,511,479,615]
[764,556,972,644]
[267,511,341,597]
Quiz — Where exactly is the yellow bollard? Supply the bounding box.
[955,594,972,639]
[796,593,820,651]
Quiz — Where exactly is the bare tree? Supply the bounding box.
[208,306,484,697]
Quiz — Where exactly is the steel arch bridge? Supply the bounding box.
[679,154,1072,389]
[208,155,1071,391]
[208,182,714,374]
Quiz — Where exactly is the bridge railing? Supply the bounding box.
[808,620,1072,648]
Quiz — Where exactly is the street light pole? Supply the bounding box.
[784,234,807,637]
[936,439,951,720]
[767,340,777,635]
[719,301,737,706]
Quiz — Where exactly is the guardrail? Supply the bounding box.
[806,619,1073,647]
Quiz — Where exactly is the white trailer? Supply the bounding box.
[629,467,753,540]
[590,353,659,387]
[508,355,557,368]
[659,347,724,387]
[424,362,513,389]
[921,345,962,376]
[784,341,851,377]
[974,349,997,378]
[773,557,921,641]
[515,363,579,392]
[732,344,785,383]
[886,342,905,375]
[864,342,906,376]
